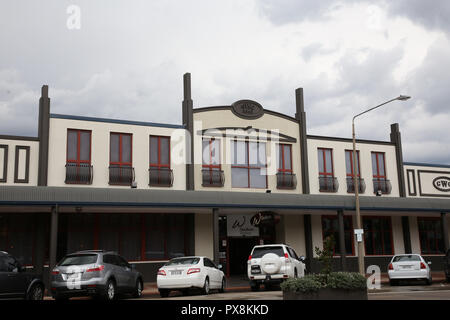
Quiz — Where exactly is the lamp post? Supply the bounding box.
[352,95,410,275]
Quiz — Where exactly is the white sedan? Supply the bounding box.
[388,254,432,285]
[156,256,225,297]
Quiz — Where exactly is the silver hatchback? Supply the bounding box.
[51,250,143,300]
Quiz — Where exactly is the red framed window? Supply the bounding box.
[110,132,132,167]
[202,138,220,170]
[277,144,293,174]
[321,215,355,256]
[371,152,386,180]
[318,148,336,192]
[362,216,394,255]
[418,217,445,255]
[231,140,267,189]
[345,150,360,178]
[150,135,170,170]
[67,129,91,165]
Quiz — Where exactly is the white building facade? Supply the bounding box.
[0,74,449,281]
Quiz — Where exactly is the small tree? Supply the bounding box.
[314,235,335,275]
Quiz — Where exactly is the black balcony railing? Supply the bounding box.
[319,176,339,193]
[109,165,135,186]
[149,167,174,187]
[373,179,392,195]
[276,172,297,190]
[65,163,93,184]
[346,177,366,194]
[201,169,225,187]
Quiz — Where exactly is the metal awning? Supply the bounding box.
[0,186,449,213]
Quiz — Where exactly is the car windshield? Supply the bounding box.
[165,257,200,266]
[252,246,284,258]
[393,255,420,262]
[58,254,98,266]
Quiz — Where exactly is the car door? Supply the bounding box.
[204,258,220,288]
[288,247,303,277]
[0,255,13,297]
[0,255,27,297]
[115,255,134,291]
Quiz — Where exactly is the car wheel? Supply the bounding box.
[294,268,298,278]
[250,282,260,291]
[159,289,170,298]
[133,278,143,298]
[389,279,397,286]
[426,276,432,285]
[202,277,210,295]
[219,278,226,293]
[28,284,44,300]
[103,279,116,301]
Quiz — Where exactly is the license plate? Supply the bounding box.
[67,273,81,280]
[171,270,182,275]
[401,265,412,269]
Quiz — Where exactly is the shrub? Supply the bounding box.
[281,272,367,293]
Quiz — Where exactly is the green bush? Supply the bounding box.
[281,272,367,293]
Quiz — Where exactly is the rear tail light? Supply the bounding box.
[86,265,105,272]
[187,268,201,275]
[51,270,60,275]
[157,269,166,276]
[248,255,252,261]
[388,263,393,270]
[420,262,427,269]
[284,253,290,262]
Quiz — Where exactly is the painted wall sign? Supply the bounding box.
[226,214,259,237]
[432,176,450,192]
[231,100,264,120]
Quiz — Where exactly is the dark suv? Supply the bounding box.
[445,249,450,283]
[51,250,143,300]
[0,251,45,300]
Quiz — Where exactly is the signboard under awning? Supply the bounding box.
[226,214,259,237]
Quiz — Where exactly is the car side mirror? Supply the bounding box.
[299,256,305,262]
[218,264,223,270]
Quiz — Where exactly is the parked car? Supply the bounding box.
[157,256,225,297]
[51,250,143,300]
[445,249,450,283]
[0,251,45,300]
[388,254,432,285]
[247,244,305,291]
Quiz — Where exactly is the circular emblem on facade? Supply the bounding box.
[231,100,264,120]
[432,176,450,192]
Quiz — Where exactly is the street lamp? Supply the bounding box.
[352,95,410,275]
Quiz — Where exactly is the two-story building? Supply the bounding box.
[1,74,449,281]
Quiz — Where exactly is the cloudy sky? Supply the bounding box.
[1,0,449,164]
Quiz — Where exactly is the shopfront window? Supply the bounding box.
[363,216,393,255]
[418,217,445,254]
[321,215,354,255]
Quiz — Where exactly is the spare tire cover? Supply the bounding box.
[261,253,282,274]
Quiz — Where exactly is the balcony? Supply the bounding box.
[109,165,135,186]
[276,172,297,190]
[202,169,225,187]
[65,163,93,184]
[149,167,174,187]
[346,177,366,194]
[319,176,339,193]
[373,179,392,195]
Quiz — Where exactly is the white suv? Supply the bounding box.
[247,244,306,291]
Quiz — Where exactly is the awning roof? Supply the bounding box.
[0,186,449,213]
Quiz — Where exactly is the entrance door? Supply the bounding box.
[228,237,258,275]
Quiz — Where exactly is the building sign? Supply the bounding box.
[417,170,450,197]
[432,176,450,192]
[231,100,264,120]
[227,214,259,237]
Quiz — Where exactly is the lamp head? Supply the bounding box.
[397,95,411,101]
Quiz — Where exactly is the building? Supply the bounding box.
[0,73,449,282]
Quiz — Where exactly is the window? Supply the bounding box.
[109,133,133,185]
[321,216,354,255]
[371,152,391,194]
[149,136,172,186]
[318,148,337,192]
[202,139,223,187]
[66,129,92,184]
[231,141,267,188]
[0,145,8,183]
[345,150,365,193]
[418,217,445,254]
[277,144,296,189]
[363,217,393,255]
